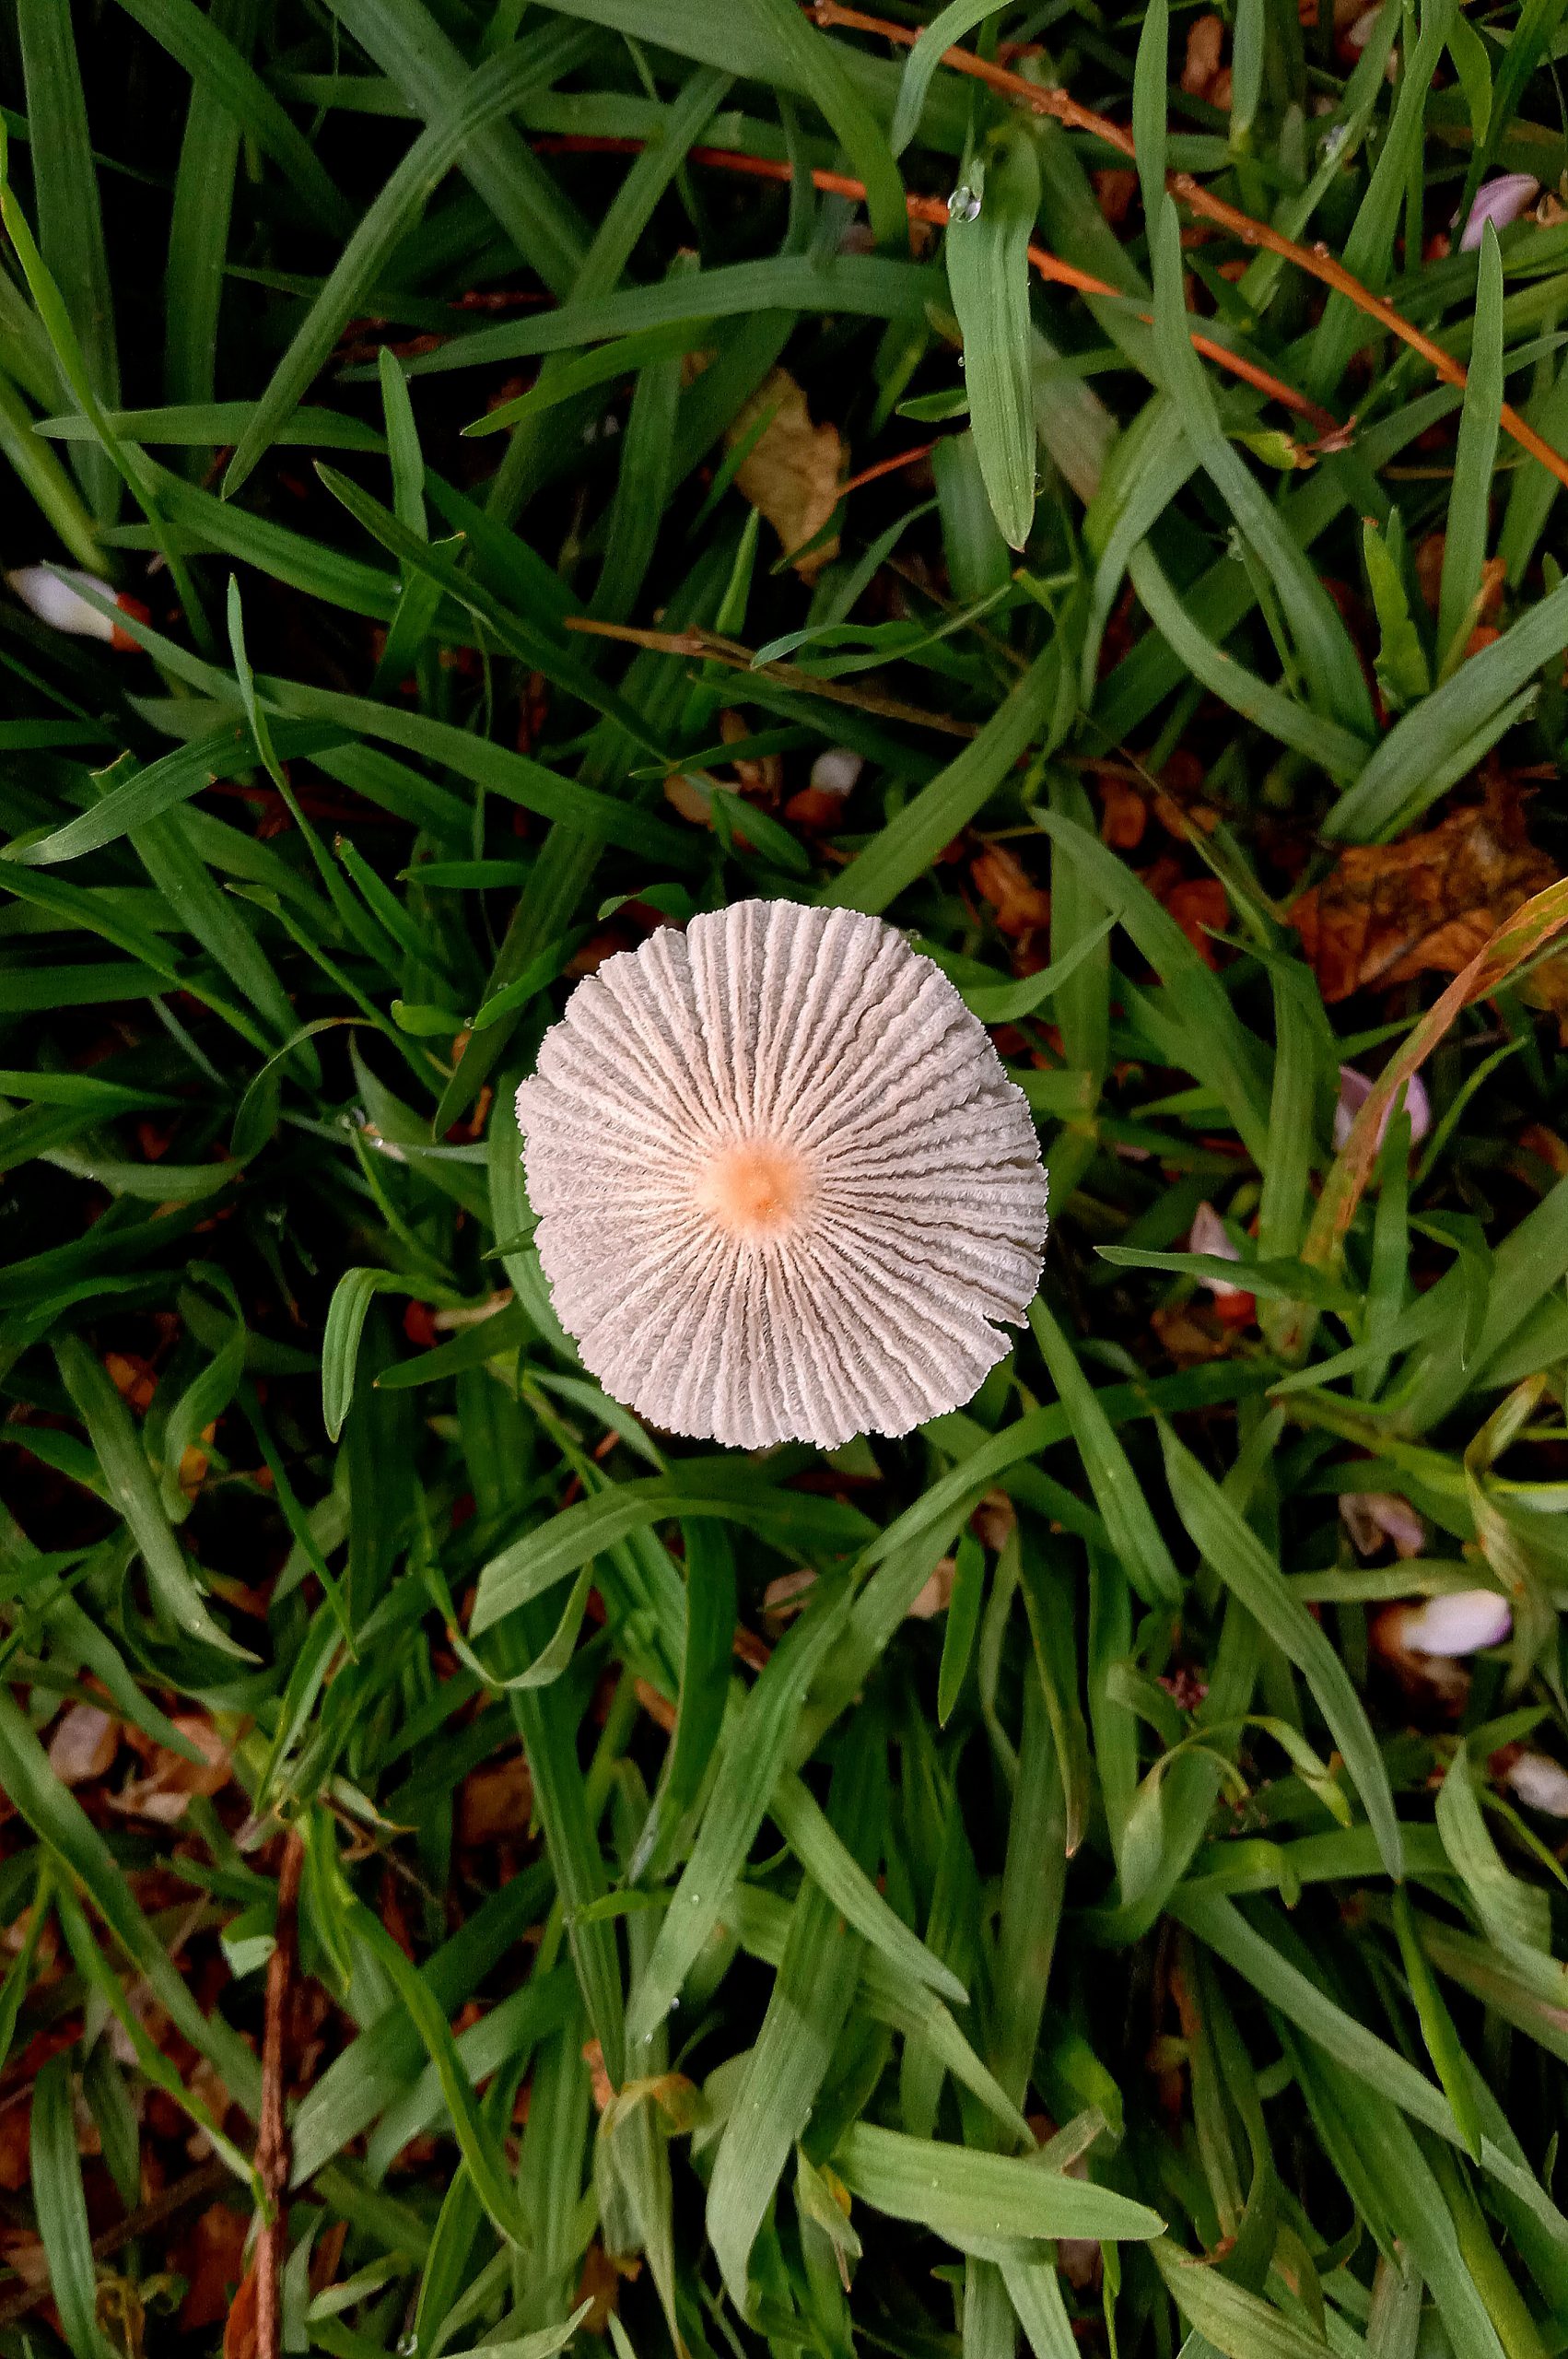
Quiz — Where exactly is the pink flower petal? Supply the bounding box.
[1333,1064,1432,1152]
[1340,1491,1426,1559]
[1188,1200,1246,1297]
[1459,174,1539,252]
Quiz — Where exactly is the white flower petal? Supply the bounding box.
[810,748,864,797]
[518,899,1049,1448]
[1503,1752,1568,1816]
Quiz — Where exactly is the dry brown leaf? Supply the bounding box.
[582,2037,615,2111]
[222,2266,258,2359]
[0,2230,49,2290]
[971,1490,1017,1552]
[1181,13,1231,102]
[1161,875,1230,966]
[727,370,841,581]
[456,1753,532,1847]
[1151,1304,1237,1366]
[575,2241,634,2335]
[111,1716,230,1825]
[1091,168,1138,229]
[104,1352,156,1413]
[0,2099,31,2193]
[175,2202,249,2330]
[720,708,781,799]
[1097,776,1147,851]
[971,843,1050,939]
[47,1703,118,1786]
[1291,786,1556,1002]
[907,1556,956,1619]
[762,1567,818,1623]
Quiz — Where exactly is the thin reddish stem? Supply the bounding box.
[841,440,938,492]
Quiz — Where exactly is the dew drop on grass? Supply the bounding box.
[947,185,982,222]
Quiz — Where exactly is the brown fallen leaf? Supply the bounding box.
[575,2240,636,2335]
[1161,875,1230,967]
[907,1558,955,1620]
[456,1753,532,1847]
[1292,784,1555,1001]
[174,2202,249,2331]
[222,2264,258,2359]
[1181,12,1231,104]
[727,369,841,581]
[971,843,1050,940]
[582,2037,615,2111]
[1091,168,1138,229]
[112,1717,230,1825]
[719,707,781,800]
[970,1489,1017,1552]
[0,2098,31,2193]
[1097,774,1147,851]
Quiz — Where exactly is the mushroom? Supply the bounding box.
[517,898,1048,1449]
[6,565,147,649]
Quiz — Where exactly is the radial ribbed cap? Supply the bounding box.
[516,898,1047,1449]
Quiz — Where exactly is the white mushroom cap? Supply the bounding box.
[5,565,141,648]
[517,898,1048,1449]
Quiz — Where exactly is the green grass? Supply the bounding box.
[3,4,1568,2357]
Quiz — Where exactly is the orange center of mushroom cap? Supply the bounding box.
[696,1136,814,1243]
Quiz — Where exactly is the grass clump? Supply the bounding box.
[4,5,1568,2357]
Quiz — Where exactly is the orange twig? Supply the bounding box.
[813,0,1568,493]
[841,439,938,492]
[533,133,1335,433]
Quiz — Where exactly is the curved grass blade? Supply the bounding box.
[741,0,906,250]
[32,2054,115,2359]
[15,0,122,523]
[1150,198,1374,742]
[891,0,1010,155]
[822,633,1071,914]
[55,1333,257,1661]
[164,0,256,452]
[834,2123,1164,2246]
[944,127,1039,551]
[224,27,592,495]
[112,0,351,231]
[1161,1426,1402,1881]
[325,0,588,297]
[625,1576,855,2046]
[1436,222,1504,677]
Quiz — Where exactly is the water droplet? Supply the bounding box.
[947,184,982,223]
